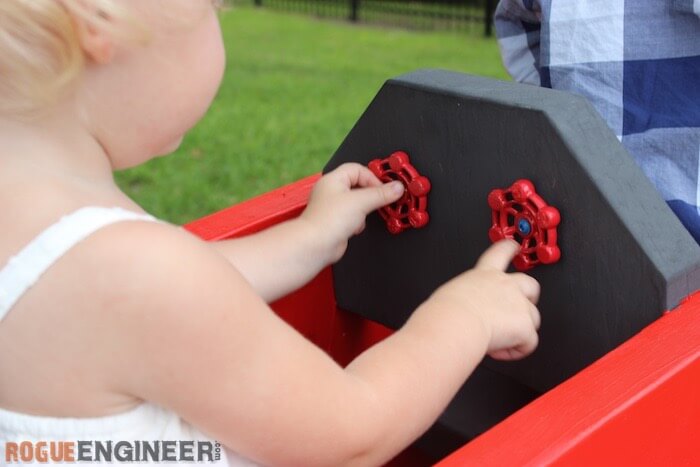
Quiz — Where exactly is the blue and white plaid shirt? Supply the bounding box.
[495,0,700,243]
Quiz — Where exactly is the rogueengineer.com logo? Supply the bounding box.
[4,440,222,463]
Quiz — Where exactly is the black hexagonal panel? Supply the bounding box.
[323,69,700,441]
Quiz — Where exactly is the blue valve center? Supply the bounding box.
[517,218,532,236]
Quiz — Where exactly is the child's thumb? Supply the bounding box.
[354,181,404,213]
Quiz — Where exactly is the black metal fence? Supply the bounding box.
[234,0,497,36]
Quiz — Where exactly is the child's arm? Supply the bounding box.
[209,163,404,302]
[95,222,537,467]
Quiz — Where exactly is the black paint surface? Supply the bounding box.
[323,69,700,441]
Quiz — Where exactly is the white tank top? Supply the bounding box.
[0,207,259,466]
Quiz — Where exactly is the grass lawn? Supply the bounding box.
[115,5,508,224]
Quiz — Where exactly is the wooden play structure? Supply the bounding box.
[185,70,700,465]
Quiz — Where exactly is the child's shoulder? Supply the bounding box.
[4,204,212,300]
[61,210,240,311]
[0,204,254,416]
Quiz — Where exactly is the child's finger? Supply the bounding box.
[474,240,520,272]
[510,272,540,305]
[490,331,539,361]
[328,163,383,189]
[514,330,539,357]
[348,181,405,214]
[528,303,541,331]
[354,220,367,236]
[353,166,384,188]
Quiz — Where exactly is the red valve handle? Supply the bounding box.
[368,151,431,234]
[488,179,561,271]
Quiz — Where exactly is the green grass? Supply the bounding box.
[114,5,508,224]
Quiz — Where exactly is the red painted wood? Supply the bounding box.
[437,294,700,466]
[271,267,337,352]
[328,308,394,367]
[184,173,321,241]
[185,176,700,466]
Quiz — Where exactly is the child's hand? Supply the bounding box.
[300,163,405,264]
[429,240,541,360]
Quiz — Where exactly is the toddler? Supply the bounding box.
[0,1,540,465]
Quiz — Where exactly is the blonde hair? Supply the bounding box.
[0,0,143,117]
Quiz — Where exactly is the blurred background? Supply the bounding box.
[115,0,507,224]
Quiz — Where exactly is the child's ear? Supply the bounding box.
[71,9,116,65]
